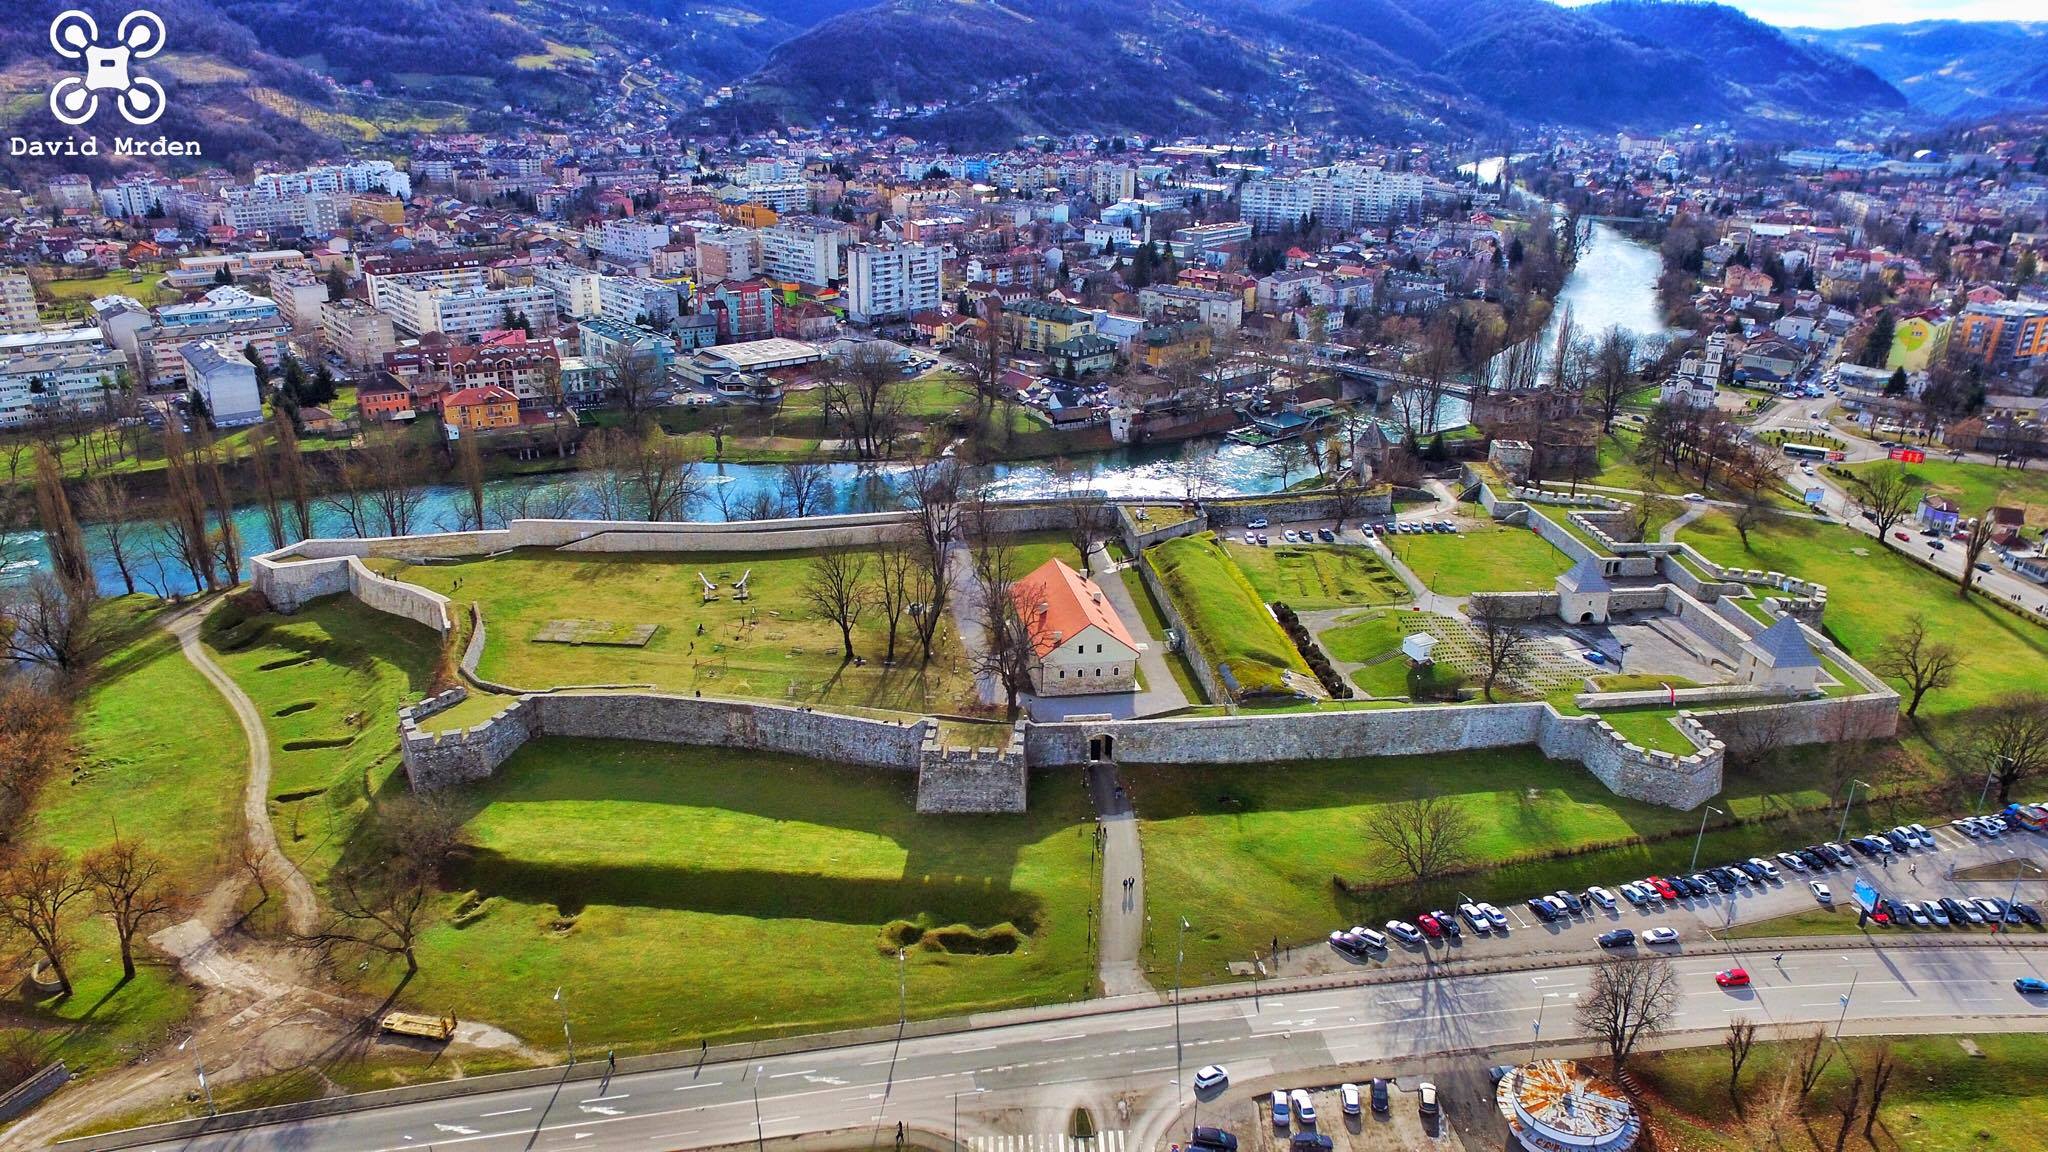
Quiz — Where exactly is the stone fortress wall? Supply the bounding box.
[257,488,1898,815]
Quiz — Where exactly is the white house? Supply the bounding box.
[180,341,265,427]
[1010,557,1140,697]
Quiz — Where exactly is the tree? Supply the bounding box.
[303,795,457,980]
[1971,693,2048,806]
[0,847,89,996]
[872,541,916,665]
[1848,462,1916,540]
[964,497,1043,720]
[1359,789,1476,898]
[801,550,870,662]
[1469,599,1534,701]
[578,428,703,522]
[456,432,487,531]
[902,457,958,665]
[1860,309,1895,368]
[1047,458,1109,564]
[1734,493,1770,550]
[776,461,831,519]
[1832,1071,1863,1152]
[1266,441,1312,490]
[0,575,95,674]
[80,478,139,596]
[1723,1016,1759,1114]
[80,839,179,982]
[32,446,92,597]
[1792,1025,1834,1101]
[1574,953,1680,1072]
[159,420,217,590]
[271,412,314,542]
[1862,1042,1896,1140]
[821,345,908,461]
[1872,615,1963,717]
[1960,509,1996,598]
[0,683,69,850]
[604,343,666,431]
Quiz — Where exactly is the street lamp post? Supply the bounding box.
[1837,779,1872,844]
[1979,762,2010,816]
[553,986,575,1065]
[177,1036,215,1116]
[953,1087,985,1152]
[898,947,907,1027]
[1836,964,1858,1039]
[1530,991,1566,1062]
[753,1064,766,1152]
[1173,916,1190,1088]
[1689,805,1725,872]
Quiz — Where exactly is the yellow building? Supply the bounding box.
[349,193,406,225]
[444,385,520,431]
[1006,300,1094,353]
[1886,310,1951,372]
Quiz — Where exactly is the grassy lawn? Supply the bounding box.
[1681,512,2048,727]
[1721,905,1876,940]
[1148,533,1309,698]
[1222,542,1410,610]
[402,738,1097,1051]
[1127,750,1910,983]
[372,548,979,716]
[1636,1034,2048,1152]
[1844,457,2048,524]
[0,597,242,1078]
[1318,610,1414,698]
[1388,522,1572,594]
[203,594,447,882]
[1592,706,1699,754]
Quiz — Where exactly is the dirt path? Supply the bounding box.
[167,602,320,936]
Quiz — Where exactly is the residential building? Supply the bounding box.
[1048,333,1118,379]
[1238,165,1425,232]
[703,280,779,342]
[0,336,125,427]
[695,229,760,285]
[444,384,521,432]
[1886,309,1952,373]
[588,218,673,265]
[578,318,674,378]
[1010,557,1139,697]
[156,286,282,330]
[222,187,342,234]
[1138,284,1242,335]
[376,277,555,339]
[320,300,398,369]
[0,271,37,335]
[266,269,330,332]
[535,262,605,320]
[100,176,175,219]
[1955,299,2048,371]
[1735,337,1801,386]
[140,318,289,385]
[597,276,683,328]
[1006,300,1094,353]
[759,217,856,286]
[181,341,265,427]
[844,243,942,326]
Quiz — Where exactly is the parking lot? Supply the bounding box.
[1273,812,2048,982]
[1230,1080,1453,1152]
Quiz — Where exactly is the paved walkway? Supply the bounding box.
[169,601,319,935]
[1091,763,1151,997]
[1660,503,1708,542]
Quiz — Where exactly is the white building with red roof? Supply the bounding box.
[1010,557,1140,697]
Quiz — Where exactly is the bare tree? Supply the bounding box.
[1735,1066,1801,1152]
[302,795,457,980]
[872,540,917,665]
[578,428,703,522]
[0,682,69,845]
[80,478,139,596]
[1327,477,1369,531]
[1574,953,1680,1073]
[200,430,242,586]
[1469,599,1534,701]
[0,846,89,996]
[1960,509,1996,598]
[0,575,95,674]
[1832,1071,1863,1152]
[801,550,871,662]
[965,497,1043,719]
[1734,493,1771,551]
[1047,458,1109,565]
[271,411,314,542]
[245,423,288,552]
[776,461,832,519]
[1849,462,1916,542]
[1971,693,2048,806]
[1794,1025,1834,1101]
[455,432,487,531]
[902,457,959,665]
[1360,789,1476,898]
[80,838,179,982]
[32,446,94,597]
[1265,441,1313,490]
[1723,1016,1760,1114]
[1862,1042,1895,1140]
[605,341,666,431]
[1587,327,1638,433]
[822,344,909,461]
[1872,615,1963,718]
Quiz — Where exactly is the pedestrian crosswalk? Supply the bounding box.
[970,1132,1126,1152]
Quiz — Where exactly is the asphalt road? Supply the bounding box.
[111,940,2048,1152]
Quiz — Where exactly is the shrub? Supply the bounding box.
[922,922,1023,955]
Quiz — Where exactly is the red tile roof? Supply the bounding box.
[1011,558,1137,658]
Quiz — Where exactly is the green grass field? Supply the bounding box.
[1222,542,1410,610]
[1681,511,2048,726]
[1317,610,1415,698]
[1388,522,1572,594]
[401,738,1097,1051]
[1845,457,2048,525]
[1126,750,1933,984]
[1636,1034,2048,1152]
[1148,533,1310,697]
[371,548,980,716]
[203,595,446,881]
[0,598,243,1078]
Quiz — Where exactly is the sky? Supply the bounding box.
[1555,0,2043,28]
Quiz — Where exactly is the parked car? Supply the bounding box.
[1925,901,1951,926]
[1191,1128,1236,1152]
[1554,890,1583,914]
[1810,881,1832,904]
[1416,913,1443,939]
[1899,901,1932,927]
[1460,903,1492,935]
[1621,883,1651,907]
[1776,852,1808,873]
[1909,823,1935,847]
[1329,930,1367,957]
[1648,877,1679,901]
[1418,1083,1439,1117]
[1943,897,1983,925]
[1288,1135,1332,1152]
[1526,897,1557,923]
[1193,1067,1230,1094]
[1340,1084,1361,1116]
[1291,1090,1317,1126]
[1317,528,1336,543]
[1247,518,1270,530]
[1597,928,1637,949]
[2016,903,2043,927]
[1715,967,1751,988]
[1386,920,1424,946]
[1428,909,1461,940]
[1478,903,1509,933]
[1643,927,1680,946]
[1351,926,1388,951]
[1271,1091,1289,1127]
[1748,857,1782,881]
[1587,885,1617,909]
[1370,1078,1389,1113]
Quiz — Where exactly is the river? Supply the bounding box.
[14,169,1671,598]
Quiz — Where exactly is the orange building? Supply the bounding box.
[1955,300,2048,371]
[443,384,520,432]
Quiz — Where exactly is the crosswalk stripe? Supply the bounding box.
[972,1133,1128,1152]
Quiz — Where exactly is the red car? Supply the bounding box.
[1715,967,1751,988]
[1417,913,1443,938]
[1649,877,1679,901]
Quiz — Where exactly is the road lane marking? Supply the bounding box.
[672,1083,718,1091]
[646,1130,698,1141]
[769,1069,817,1079]
[479,1107,532,1117]
[1041,1033,1086,1043]
[581,1093,630,1103]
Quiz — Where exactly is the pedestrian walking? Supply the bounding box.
[1909,862,1918,879]
[1772,952,1784,966]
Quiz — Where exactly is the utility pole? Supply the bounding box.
[898,947,907,1028]
[1837,779,1871,844]
[178,1036,215,1117]
[553,986,575,1065]
[753,1065,765,1152]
